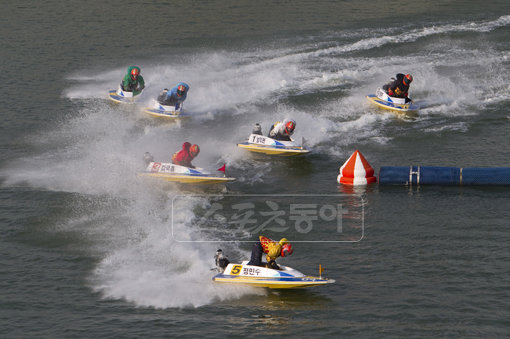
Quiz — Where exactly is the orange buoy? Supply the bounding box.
[337,150,377,185]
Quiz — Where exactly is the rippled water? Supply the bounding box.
[1,1,510,337]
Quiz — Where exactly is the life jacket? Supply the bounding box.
[388,81,409,98]
[268,121,293,141]
[259,236,281,261]
[171,142,194,167]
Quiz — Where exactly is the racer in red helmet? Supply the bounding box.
[403,74,413,86]
[157,82,190,110]
[171,142,199,168]
[189,144,200,157]
[382,73,413,102]
[284,120,296,135]
[281,243,293,257]
[130,67,139,79]
[176,85,186,97]
[121,66,145,95]
[268,119,297,141]
[247,236,293,270]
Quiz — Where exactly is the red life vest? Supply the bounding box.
[259,236,274,254]
[171,142,195,167]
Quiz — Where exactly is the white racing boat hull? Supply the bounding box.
[213,261,334,289]
[143,101,188,119]
[237,134,310,156]
[366,87,419,114]
[138,162,235,185]
[108,87,140,104]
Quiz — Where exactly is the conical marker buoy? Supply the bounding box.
[337,150,377,185]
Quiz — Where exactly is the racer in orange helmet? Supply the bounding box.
[382,73,413,102]
[403,74,413,86]
[157,82,190,110]
[171,142,199,168]
[189,143,200,157]
[121,66,145,95]
[247,236,293,270]
[130,67,139,79]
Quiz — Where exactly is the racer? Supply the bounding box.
[171,142,200,168]
[382,73,413,103]
[268,119,296,141]
[121,66,145,95]
[247,236,293,270]
[157,82,190,110]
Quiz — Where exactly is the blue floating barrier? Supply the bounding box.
[379,166,510,186]
[461,167,510,185]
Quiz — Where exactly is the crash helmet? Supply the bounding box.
[403,74,413,86]
[284,120,296,135]
[281,243,293,257]
[130,67,140,79]
[190,144,200,157]
[177,85,187,97]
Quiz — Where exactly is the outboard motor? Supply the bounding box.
[143,152,154,166]
[214,249,230,273]
[252,123,262,135]
[157,89,169,103]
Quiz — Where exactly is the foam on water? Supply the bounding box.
[63,15,510,149]
[1,101,264,308]
[89,194,264,309]
[4,15,509,308]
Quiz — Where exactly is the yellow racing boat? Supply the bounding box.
[108,86,142,104]
[237,133,310,156]
[139,160,235,185]
[212,251,334,289]
[213,261,334,289]
[143,100,190,119]
[366,87,419,115]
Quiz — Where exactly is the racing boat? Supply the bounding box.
[212,250,334,289]
[366,87,419,114]
[138,156,235,185]
[143,101,189,119]
[237,124,310,156]
[108,86,142,104]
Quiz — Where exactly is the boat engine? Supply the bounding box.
[252,123,262,135]
[143,152,154,166]
[214,249,230,273]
